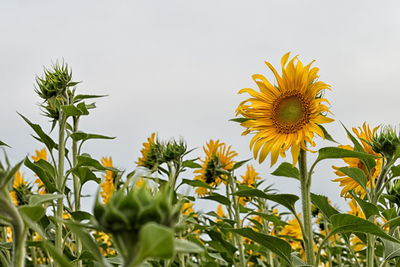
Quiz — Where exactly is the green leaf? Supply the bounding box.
[382,207,398,221]
[18,113,57,151]
[232,158,252,170]
[136,223,174,262]
[76,155,106,170]
[229,117,253,123]
[206,230,237,259]
[203,193,230,206]
[24,158,57,193]
[2,159,23,189]
[316,147,377,162]
[72,167,101,186]
[70,132,115,142]
[64,221,107,265]
[182,160,202,169]
[61,103,90,117]
[180,179,214,189]
[233,189,299,213]
[106,255,123,265]
[350,193,379,219]
[391,165,400,178]
[310,193,339,221]
[271,162,299,180]
[18,206,45,222]
[28,194,63,206]
[291,253,313,266]
[382,239,400,260]
[230,228,292,266]
[70,211,93,222]
[341,123,364,152]
[0,140,10,148]
[330,214,399,243]
[319,125,338,143]
[73,94,106,103]
[174,239,204,253]
[338,167,368,191]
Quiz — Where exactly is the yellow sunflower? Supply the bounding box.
[236,52,333,166]
[238,164,261,206]
[194,140,237,197]
[10,170,27,206]
[32,148,48,194]
[100,156,114,204]
[332,123,381,198]
[137,133,156,167]
[280,214,303,251]
[347,199,365,219]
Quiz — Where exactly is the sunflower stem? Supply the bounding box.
[55,113,66,266]
[72,117,83,267]
[228,173,246,267]
[298,149,315,265]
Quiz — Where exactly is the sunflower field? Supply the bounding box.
[2,53,400,267]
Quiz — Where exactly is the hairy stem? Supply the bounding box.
[299,149,315,265]
[55,114,66,265]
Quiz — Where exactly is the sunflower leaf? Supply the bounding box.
[310,193,339,221]
[0,141,10,148]
[271,162,299,180]
[229,228,292,266]
[319,125,338,143]
[350,192,379,219]
[330,214,399,243]
[338,167,368,192]
[180,179,214,189]
[229,117,253,123]
[316,147,377,163]
[203,193,230,206]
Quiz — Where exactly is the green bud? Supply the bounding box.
[372,125,400,160]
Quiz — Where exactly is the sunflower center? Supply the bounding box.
[272,91,310,134]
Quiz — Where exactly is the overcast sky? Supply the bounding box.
[1,0,400,212]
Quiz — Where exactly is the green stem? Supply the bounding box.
[55,114,66,265]
[259,199,274,267]
[71,117,82,267]
[298,149,315,265]
[228,173,246,267]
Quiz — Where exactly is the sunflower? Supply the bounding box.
[100,156,114,204]
[347,199,365,219]
[236,53,333,166]
[32,148,48,194]
[137,133,157,168]
[10,170,27,206]
[332,123,381,198]
[280,214,303,251]
[194,140,237,197]
[238,164,261,206]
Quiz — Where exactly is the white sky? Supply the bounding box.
[1,0,400,212]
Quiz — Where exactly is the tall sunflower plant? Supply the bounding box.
[234,52,400,266]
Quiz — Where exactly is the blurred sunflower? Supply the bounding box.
[194,140,237,197]
[10,170,28,206]
[137,133,158,169]
[332,123,381,198]
[280,214,303,252]
[347,199,365,219]
[32,148,48,194]
[100,156,114,204]
[238,165,261,206]
[236,52,333,166]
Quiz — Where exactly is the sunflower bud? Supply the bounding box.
[163,139,187,163]
[372,125,400,160]
[94,185,181,262]
[35,62,78,121]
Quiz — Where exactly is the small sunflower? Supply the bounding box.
[280,214,303,252]
[137,133,157,168]
[238,165,261,206]
[10,170,28,206]
[32,148,48,194]
[181,202,195,216]
[100,156,114,204]
[194,140,237,197]
[332,123,381,198]
[236,52,333,166]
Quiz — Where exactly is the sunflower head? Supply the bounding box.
[236,52,333,166]
[332,123,381,198]
[11,171,32,206]
[372,125,400,160]
[194,140,237,197]
[137,133,164,170]
[100,156,115,204]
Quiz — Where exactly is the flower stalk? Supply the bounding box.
[298,149,315,265]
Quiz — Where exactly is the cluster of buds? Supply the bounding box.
[372,125,400,160]
[34,62,79,122]
[139,135,187,171]
[93,185,181,260]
